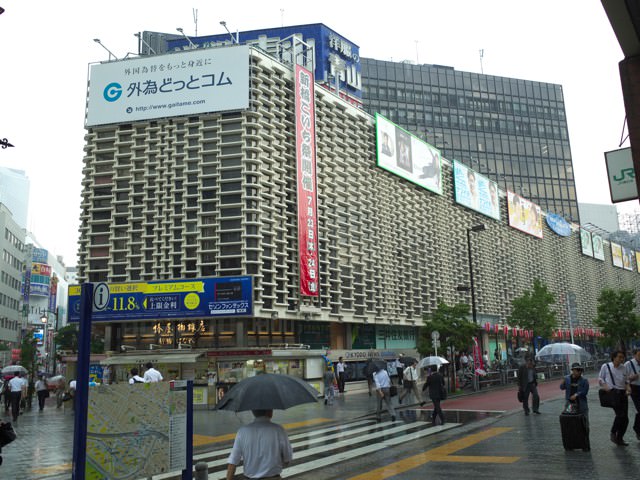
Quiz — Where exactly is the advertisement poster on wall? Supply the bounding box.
[611,242,623,268]
[453,160,500,220]
[622,246,635,271]
[580,229,593,257]
[375,114,442,196]
[592,233,605,261]
[507,191,542,238]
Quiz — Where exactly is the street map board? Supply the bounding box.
[86,382,187,479]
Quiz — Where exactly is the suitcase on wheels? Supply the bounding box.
[559,412,590,451]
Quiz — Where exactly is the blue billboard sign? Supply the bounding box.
[545,213,572,237]
[68,276,253,322]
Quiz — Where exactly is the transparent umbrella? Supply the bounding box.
[535,343,592,364]
[417,356,450,369]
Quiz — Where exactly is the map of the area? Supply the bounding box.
[86,383,187,479]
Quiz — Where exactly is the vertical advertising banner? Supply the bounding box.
[453,160,500,220]
[611,242,623,268]
[592,234,605,261]
[580,229,593,257]
[295,64,319,297]
[507,191,542,238]
[622,246,635,271]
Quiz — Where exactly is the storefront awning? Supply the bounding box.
[100,352,203,366]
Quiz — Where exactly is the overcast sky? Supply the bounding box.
[0,0,633,266]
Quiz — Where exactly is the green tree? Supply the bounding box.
[509,278,557,342]
[54,324,104,354]
[418,302,478,355]
[595,288,640,353]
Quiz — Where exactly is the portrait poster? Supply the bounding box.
[622,246,635,271]
[507,191,542,238]
[611,242,623,268]
[453,160,500,220]
[591,233,605,261]
[580,229,593,257]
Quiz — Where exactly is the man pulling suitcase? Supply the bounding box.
[559,362,590,451]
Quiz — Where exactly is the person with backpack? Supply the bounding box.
[625,348,640,441]
[128,367,145,384]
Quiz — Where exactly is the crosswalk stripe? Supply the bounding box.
[201,417,460,480]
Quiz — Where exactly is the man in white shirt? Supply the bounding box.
[8,372,26,422]
[373,367,396,422]
[143,362,163,383]
[599,350,632,446]
[399,360,425,406]
[227,409,292,480]
[336,357,346,394]
[625,348,640,440]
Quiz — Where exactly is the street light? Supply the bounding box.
[40,313,48,374]
[176,27,196,48]
[466,223,486,327]
[220,20,238,44]
[93,38,118,60]
[40,308,60,375]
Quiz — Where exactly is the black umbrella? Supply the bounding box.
[363,358,388,376]
[215,373,319,412]
[399,356,418,366]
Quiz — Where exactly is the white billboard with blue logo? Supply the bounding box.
[86,45,249,126]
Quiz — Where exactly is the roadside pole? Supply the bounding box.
[72,282,94,480]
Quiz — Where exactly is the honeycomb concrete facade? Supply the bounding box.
[78,48,640,341]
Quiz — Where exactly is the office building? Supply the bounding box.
[0,166,30,229]
[0,203,26,344]
[360,58,579,223]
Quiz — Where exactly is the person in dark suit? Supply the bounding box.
[423,366,446,425]
[518,356,540,415]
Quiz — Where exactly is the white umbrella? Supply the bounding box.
[1,365,28,376]
[535,343,591,363]
[418,356,450,369]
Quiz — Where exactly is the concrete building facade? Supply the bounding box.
[0,203,26,345]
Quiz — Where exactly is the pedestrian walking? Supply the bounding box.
[8,373,25,422]
[373,366,396,422]
[0,378,8,413]
[599,350,632,446]
[424,366,446,425]
[336,357,346,394]
[35,376,49,412]
[323,367,337,405]
[399,360,425,406]
[518,356,540,415]
[143,362,163,383]
[624,348,640,441]
[226,409,293,480]
[394,355,404,385]
[128,368,145,384]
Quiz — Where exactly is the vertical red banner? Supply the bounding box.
[295,64,319,297]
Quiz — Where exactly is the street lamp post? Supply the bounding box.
[466,224,486,327]
[40,308,59,375]
[40,313,48,374]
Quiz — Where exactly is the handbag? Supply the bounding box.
[403,380,413,389]
[599,363,621,409]
[389,385,398,397]
[0,422,17,447]
[517,390,524,403]
[441,388,447,400]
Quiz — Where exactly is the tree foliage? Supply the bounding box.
[54,324,104,354]
[418,302,478,356]
[595,288,640,353]
[508,278,557,340]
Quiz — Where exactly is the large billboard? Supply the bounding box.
[507,191,542,238]
[86,45,250,126]
[605,147,637,203]
[622,246,636,271]
[611,242,623,268]
[580,229,593,257]
[592,233,605,261]
[295,64,320,297]
[453,160,500,220]
[375,114,442,195]
[68,276,253,322]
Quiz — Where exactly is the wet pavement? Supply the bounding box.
[2,375,640,479]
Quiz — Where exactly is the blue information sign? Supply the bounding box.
[68,276,253,322]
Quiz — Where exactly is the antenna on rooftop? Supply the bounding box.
[281,8,284,27]
[479,49,484,74]
[193,8,198,37]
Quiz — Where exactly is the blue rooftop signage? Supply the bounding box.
[68,276,253,322]
[546,213,572,237]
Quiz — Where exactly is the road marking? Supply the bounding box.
[31,463,72,474]
[347,427,518,480]
[192,417,333,447]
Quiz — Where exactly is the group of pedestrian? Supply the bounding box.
[597,348,640,447]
